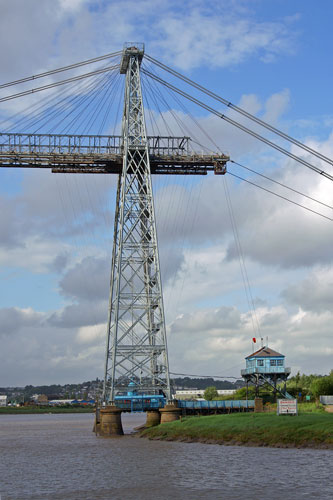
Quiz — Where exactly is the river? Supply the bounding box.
[0,413,332,499]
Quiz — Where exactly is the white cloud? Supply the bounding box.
[76,323,106,344]
[155,13,297,70]
[0,1,332,387]
[0,307,44,336]
[0,236,71,273]
[58,0,89,11]
[167,301,333,377]
[0,0,299,89]
[282,267,333,313]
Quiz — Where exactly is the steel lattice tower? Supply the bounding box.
[102,44,171,402]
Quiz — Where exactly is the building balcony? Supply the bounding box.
[241,367,291,376]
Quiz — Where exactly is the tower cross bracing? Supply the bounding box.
[103,44,171,401]
[0,43,229,404]
[1,41,332,408]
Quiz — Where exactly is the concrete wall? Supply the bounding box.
[320,395,333,405]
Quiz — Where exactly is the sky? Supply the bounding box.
[0,0,333,386]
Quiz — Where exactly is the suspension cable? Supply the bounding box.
[228,171,333,222]
[142,68,333,182]
[145,53,333,168]
[230,160,333,211]
[0,65,120,103]
[0,51,121,89]
[223,176,261,338]
[170,372,240,379]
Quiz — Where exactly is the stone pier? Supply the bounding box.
[159,401,182,423]
[98,405,124,437]
[145,410,161,427]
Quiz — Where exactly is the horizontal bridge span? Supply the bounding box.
[0,132,190,155]
[0,132,229,175]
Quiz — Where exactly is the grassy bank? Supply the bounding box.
[264,402,325,413]
[141,412,333,448]
[0,406,94,414]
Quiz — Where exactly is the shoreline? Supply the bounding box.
[0,408,94,414]
[139,433,333,449]
[139,412,333,450]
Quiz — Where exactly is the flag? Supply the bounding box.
[252,337,256,343]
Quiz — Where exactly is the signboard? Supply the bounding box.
[277,399,298,415]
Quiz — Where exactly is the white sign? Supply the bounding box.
[277,399,298,415]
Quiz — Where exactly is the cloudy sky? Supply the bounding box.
[0,0,332,386]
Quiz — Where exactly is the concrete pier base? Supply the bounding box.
[254,397,263,413]
[160,401,182,424]
[99,406,124,437]
[145,410,161,427]
[93,407,101,434]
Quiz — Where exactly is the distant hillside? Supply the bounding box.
[1,377,244,402]
[171,377,244,390]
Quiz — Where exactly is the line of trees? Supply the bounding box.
[203,371,333,402]
[286,371,333,399]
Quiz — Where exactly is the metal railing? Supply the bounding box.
[241,367,291,376]
[177,400,254,409]
[0,132,190,157]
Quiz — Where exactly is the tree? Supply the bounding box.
[310,376,333,399]
[204,386,218,401]
[233,386,256,400]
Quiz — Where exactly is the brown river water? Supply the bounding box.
[0,413,332,499]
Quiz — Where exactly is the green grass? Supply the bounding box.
[0,406,94,414]
[264,402,325,414]
[141,412,333,448]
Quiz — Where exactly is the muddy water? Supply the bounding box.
[0,413,332,499]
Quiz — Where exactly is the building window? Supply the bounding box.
[257,359,264,366]
[277,359,283,366]
[270,359,276,366]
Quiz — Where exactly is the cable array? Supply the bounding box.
[145,53,333,168]
[1,48,333,359]
[142,67,333,182]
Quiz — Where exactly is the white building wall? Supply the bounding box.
[0,395,7,406]
[174,389,236,399]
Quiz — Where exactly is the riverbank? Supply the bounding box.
[0,406,94,414]
[140,412,333,449]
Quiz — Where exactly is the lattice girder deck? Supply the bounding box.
[0,132,228,175]
[0,43,230,407]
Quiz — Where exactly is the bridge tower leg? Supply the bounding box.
[102,44,171,406]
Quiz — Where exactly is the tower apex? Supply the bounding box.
[120,42,145,74]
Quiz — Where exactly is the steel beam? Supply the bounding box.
[103,45,172,402]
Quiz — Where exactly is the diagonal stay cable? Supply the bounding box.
[142,68,333,182]
[230,159,333,211]
[146,53,333,168]
[223,176,261,338]
[0,65,120,103]
[32,71,112,133]
[0,51,121,89]
[228,171,333,222]
[1,65,108,132]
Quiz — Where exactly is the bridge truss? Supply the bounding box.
[0,43,228,403]
[1,42,332,404]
